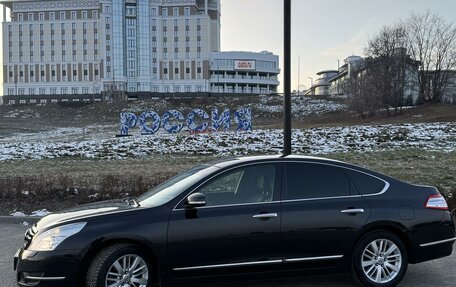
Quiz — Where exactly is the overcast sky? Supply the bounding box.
[221,0,456,92]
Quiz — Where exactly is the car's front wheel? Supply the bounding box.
[352,231,408,287]
[86,243,153,287]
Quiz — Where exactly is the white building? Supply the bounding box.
[210,51,279,94]
[1,0,221,100]
[1,0,280,103]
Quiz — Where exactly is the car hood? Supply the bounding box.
[35,199,136,230]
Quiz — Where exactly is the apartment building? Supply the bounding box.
[1,0,222,102]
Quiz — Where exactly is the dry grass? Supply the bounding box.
[1,150,455,215]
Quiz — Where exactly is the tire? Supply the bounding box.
[86,243,153,287]
[352,231,408,287]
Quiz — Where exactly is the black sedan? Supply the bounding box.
[14,155,455,287]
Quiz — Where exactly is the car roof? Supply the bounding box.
[210,154,345,169]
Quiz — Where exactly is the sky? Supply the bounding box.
[221,0,456,92]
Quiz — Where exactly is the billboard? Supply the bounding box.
[234,60,256,71]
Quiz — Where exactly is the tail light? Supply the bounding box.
[425,194,449,211]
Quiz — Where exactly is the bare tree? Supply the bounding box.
[343,66,382,118]
[365,25,411,116]
[405,11,456,103]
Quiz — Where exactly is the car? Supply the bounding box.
[14,155,455,287]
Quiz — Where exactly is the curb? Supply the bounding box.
[0,216,42,225]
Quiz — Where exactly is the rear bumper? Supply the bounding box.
[409,211,455,264]
[411,238,455,264]
[15,248,80,287]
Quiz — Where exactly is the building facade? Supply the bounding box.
[305,70,338,96]
[1,0,222,100]
[210,51,279,94]
[328,53,420,105]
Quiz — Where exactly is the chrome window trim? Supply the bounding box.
[173,255,344,271]
[172,160,390,211]
[283,255,344,263]
[174,200,281,211]
[419,237,456,247]
[173,259,282,271]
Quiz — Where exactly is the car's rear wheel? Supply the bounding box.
[352,231,408,287]
[86,243,153,287]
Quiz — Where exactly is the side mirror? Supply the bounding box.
[186,193,207,208]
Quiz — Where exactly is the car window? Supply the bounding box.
[138,165,219,207]
[285,163,350,200]
[197,164,276,206]
[347,170,386,195]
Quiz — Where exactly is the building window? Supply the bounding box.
[40,65,45,81]
[162,8,168,17]
[50,12,55,20]
[151,8,157,16]
[39,13,44,21]
[61,87,67,95]
[93,11,98,19]
[82,11,87,19]
[185,7,190,16]
[60,11,66,20]
[18,13,23,21]
[72,87,78,94]
[73,65,78,81]
[71,11,77,19]
[28,13,34,21]
[173,8,179,16]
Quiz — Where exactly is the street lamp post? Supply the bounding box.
[307,76,313,95]
[283,0,292,156]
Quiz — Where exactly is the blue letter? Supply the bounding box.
[139,111,161,135]
[119,112,138,136]
[234,107,252,132]
[162,110,185,134]
[211,109,231,132]
[186,109,209,133]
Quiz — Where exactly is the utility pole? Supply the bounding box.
[283,0,292,156]
[297,56,300,96]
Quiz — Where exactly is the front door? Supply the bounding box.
[167,163,281,277]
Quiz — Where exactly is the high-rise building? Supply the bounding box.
[1,0,279,104]
[1,0,221,99]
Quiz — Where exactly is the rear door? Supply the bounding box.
[281,162,371,264]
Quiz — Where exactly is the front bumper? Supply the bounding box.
[14,248,81,287]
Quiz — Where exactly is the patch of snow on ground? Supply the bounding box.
[251,95,348,118]
[0,123,455,161]
[9,210,51,217]
[31,209,51,217]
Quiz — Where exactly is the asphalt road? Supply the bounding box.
[1,222,455,287]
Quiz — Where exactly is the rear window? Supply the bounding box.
[285,163,350,200]
[348,170,386,195]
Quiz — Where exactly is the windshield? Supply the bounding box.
[138,164,219,207]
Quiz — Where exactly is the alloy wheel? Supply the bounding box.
[105,254,149,287]
[361,239,402,284]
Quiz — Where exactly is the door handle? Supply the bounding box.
[341,209,365,214]
[252,213,278,220]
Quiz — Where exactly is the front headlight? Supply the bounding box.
[28,222,87,251]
